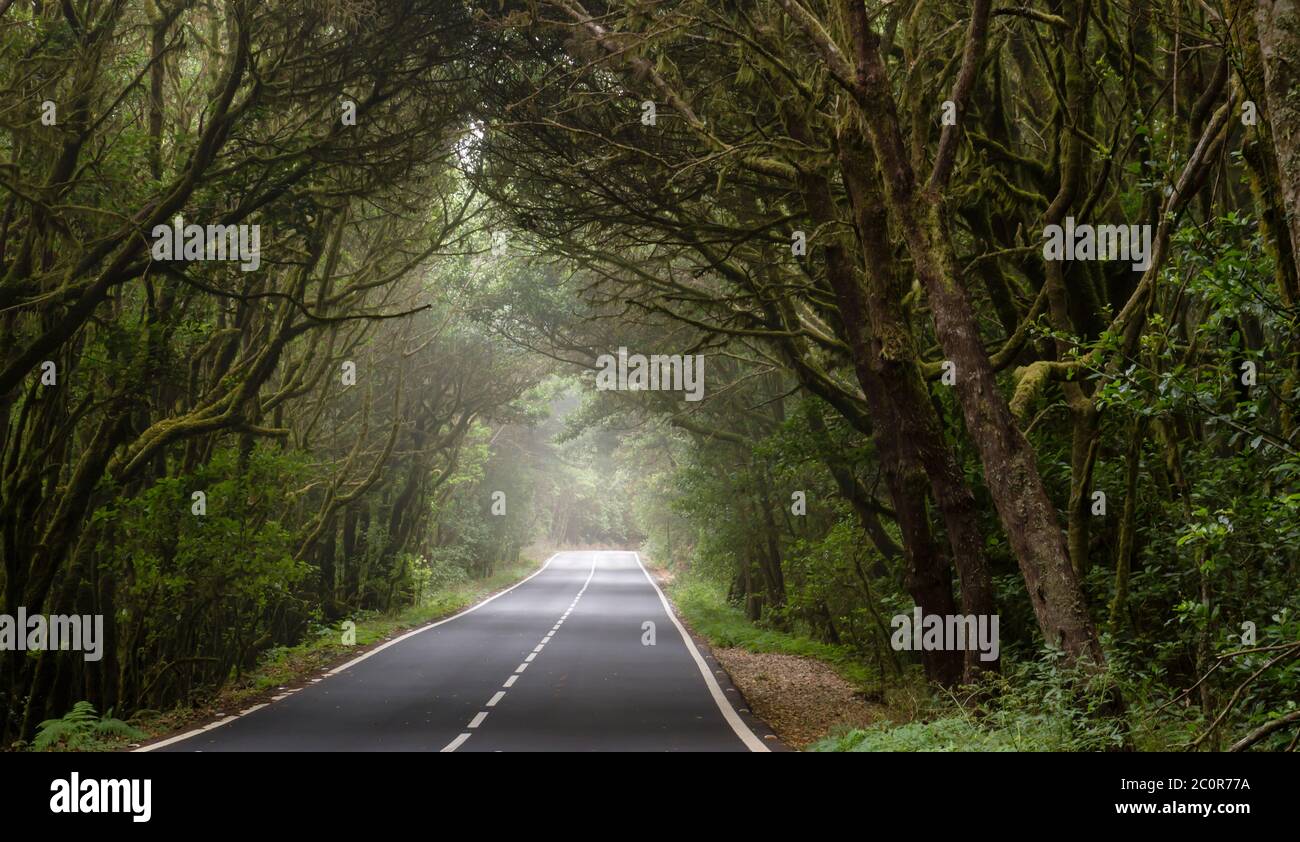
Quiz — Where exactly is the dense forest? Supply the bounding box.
[2,0,1298,752]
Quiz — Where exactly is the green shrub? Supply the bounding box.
[33,702,146,752]
[812,655,1128,752]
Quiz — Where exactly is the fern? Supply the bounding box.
[32,702,145,751]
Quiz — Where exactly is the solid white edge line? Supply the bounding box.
[325,551,561,675]
[632,551,769,753]
[140,727,206,751]
[136,552,564,752]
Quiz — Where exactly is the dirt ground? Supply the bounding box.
[713,647,887,749]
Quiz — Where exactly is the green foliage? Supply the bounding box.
[812,657,1128,752]
[7,0,1300,755]
[671,576,875,688]
[33,702,145,752]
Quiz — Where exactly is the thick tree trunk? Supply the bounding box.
[1248,1,1300,436]
[774,103,988,682]
[798,234,963,683]
[838,137,998,659]
[826,2,1106,668]
[915,200,1104,665]
[1256,1,1300,268]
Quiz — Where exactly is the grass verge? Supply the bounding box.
[667,576,876,689]
[659,571,1177,752]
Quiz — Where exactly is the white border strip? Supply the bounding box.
[632,551,769,752]
[136,552,562,752]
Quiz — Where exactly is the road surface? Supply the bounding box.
[145,551,768,752]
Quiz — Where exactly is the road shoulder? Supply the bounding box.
[648,562,889,750]
[642,562,794,751]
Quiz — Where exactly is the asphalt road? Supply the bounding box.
[145,551,768,752]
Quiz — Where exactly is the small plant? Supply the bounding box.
[810,655,1131,752]
[32,701,146,752]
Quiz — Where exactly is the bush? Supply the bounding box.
[812,655,1129,752]
[33,702,146,752]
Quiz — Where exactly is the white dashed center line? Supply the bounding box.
[441,733,472,752]
[440,555,597,752]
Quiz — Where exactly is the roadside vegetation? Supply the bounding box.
[670,576,875,689]
[4,0,1299,753]
[26,554,544,751]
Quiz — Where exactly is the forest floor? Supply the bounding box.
[710,648,884,749]
[653,564,912,750]
[80,554,550,751]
